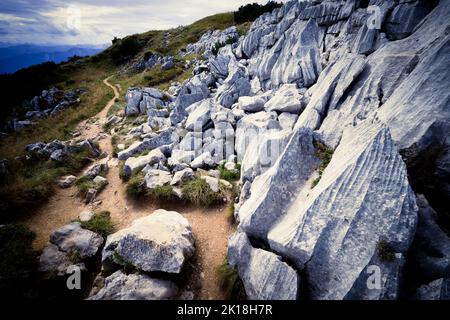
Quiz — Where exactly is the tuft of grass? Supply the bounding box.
[377,240,396,262]
[218,163,240,182]
[217,258,247,300]
[0,224,36,298]
[181,176,224,207]
[227,201,235,225]
[113,252,137,273]
[311,140,334,188]
[125,172,146,199]
[79,211,115,238]
[147,184,176,203]
[75,176,94,197]
[119,162,128,182]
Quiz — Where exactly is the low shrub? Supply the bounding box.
[234,1,282,24]
[110,36,142,64]
[181,176,224,207]
[212,36,239,56]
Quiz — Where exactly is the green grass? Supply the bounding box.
[212,36,239,56]
[79,211,115,238]
[217,258,247,300]
[119,162,128,182]
[111,135,120,158]
[107,102,122,118]
[0,224,37,298]
[227,201,235,224]
[311,141,334,188]
[75,176,94,197]
[219,163,241,182]
[147,184,176,203]
[0,63,114,160]
[181,176,224,207]
[75,174,107,198]
[113,252,137,273]
[0,149,94,222]
[125,172,146,199]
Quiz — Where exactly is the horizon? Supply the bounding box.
[0,0,287,46]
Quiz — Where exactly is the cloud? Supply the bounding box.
[0,0,288,45]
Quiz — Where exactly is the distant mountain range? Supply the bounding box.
[0,44,107,74]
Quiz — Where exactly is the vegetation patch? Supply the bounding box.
[0,224,37,298]
[110,36,143,64]
[217,258,247,300]
[147,184,177,203]
[125,172,147,199]
[218,163,241,182]
[75,176,94,197]
[113,252,137,273]
[234,1,283,23]
[144,66,185,87]
[227,201,236,225]
[0,149,93,221]
[212,36,239,56]
[311,140,334,188]
[119,162,128,182]
[79,211,115,238]
[181,176,224,207]
[377,240,396,262]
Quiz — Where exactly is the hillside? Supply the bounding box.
[1,0,450,302]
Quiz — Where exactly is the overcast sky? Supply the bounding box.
[0,0,288,46]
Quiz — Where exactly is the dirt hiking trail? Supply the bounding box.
[23,76,233,299]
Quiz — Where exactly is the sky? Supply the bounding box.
[0,0,288,46]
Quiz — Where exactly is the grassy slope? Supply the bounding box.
[0,12,249,159]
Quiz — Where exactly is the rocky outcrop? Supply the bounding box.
[102,210,195,274]
[117,128,179,160]
[144,169,172,189]
[38,222,104,278]
[264,84,304,113]
[88,270,178,300]
[50,222,104,259]
[123,148,166,180]
[114,0,449,301]
[4,87,86,132]
[408,195,450,287]
[228,232,298,300]
[183,26,239,58]
[125,87,172,116]
[415,278,450,300]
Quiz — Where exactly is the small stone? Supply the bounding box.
[79,210,95,222]
[58,175,76,188]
